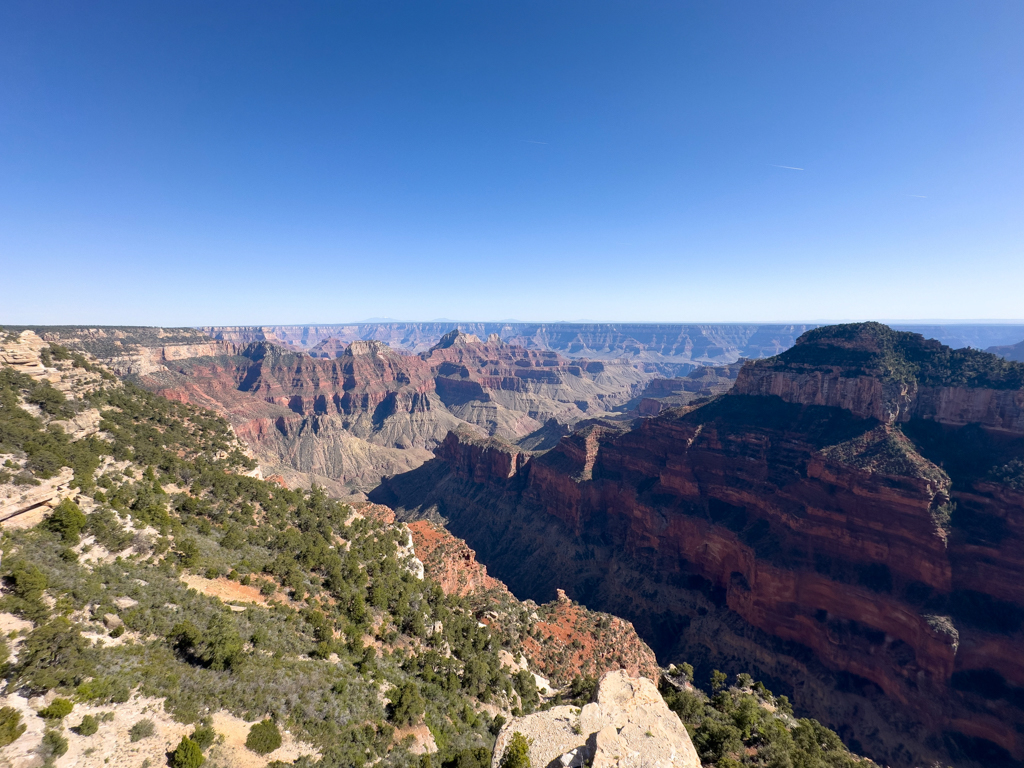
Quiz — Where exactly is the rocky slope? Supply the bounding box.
[2,329,670,768]
[372,323,1024,768]
[65,330,648,494]
[408,518,660,686]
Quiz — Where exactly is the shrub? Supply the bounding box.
[39,698,73,720]
[568,674,597,704]
[390,682,425,726]
[499,732,533,768]
[171,736,206,768]
[693,717,743,765]
[0,707,25,747]
[40,729,69,760]
[246,719,282,755]
[75,714,99,736]
[15,619,92,690]
[46,498,87,543]
[129,719,155,742]
[711,670,727,692]
[490,713,506,736]
[191,724,216,751]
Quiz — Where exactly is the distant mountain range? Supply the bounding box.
[201,322,1024,376]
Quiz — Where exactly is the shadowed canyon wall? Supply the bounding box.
[372,324,1024,768]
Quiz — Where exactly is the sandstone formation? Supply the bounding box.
[373,324,1024,767]
[408,519,660,686]
[634,362,743,416]
[491,670,699,768]
[0,466,75,528]
[45,328,648,494]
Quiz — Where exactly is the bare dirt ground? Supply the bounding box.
[0,693,318,768]
[180,574,270,607]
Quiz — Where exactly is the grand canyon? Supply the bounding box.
[5,7,1019,767]
[7,320,1021,768]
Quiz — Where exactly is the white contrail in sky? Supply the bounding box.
[906,194,927,198]
[770,164,804,170]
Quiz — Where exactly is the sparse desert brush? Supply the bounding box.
[246,719,282,755]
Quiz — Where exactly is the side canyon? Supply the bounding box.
[16,321,1024,767]
[372,323,1024,768]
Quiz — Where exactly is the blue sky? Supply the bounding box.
[1,1,1021,325]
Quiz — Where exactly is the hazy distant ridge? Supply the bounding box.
[201,322,1024,374]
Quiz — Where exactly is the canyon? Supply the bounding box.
[11,321,1024,766]
[370,323,1024,768]
[24,327,649,494]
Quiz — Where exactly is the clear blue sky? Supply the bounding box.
[1,1,1021,325]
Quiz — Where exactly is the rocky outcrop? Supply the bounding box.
[735,323,1024,435]
[634,362,743,416]
[373,324,1024,768]
[0,331,52,380]
[491,671,699,768]
[408,519,512,600]
[520,590,661,686]
[0,467,75,527]
[408,519,660,685]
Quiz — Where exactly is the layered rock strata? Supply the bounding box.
[373,324,1024,767]
[407,518,660,685]
[100,330,648,493]
[202,323,1024,372]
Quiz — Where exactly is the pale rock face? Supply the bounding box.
[395,525,425,580]
[0,466,75,527]
[0,331,53,381]
[52,407,103,440]
[491,671,699,768]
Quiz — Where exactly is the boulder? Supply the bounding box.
[491,670,699,768]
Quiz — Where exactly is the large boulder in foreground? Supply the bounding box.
[491,670,699,768]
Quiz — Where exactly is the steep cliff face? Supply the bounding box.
[736,323,1024,434]
[89,331,646,494]
[372,324,1024,768]
[407,518,660,686]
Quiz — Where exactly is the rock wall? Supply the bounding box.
[373,325,1024,767]
[128,332,646,493]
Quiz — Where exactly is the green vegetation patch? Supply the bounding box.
[660,671,873,767]
[756,322,1024,389]
[1,354,517,768]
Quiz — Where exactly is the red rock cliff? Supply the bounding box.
[372,324,1024,768]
